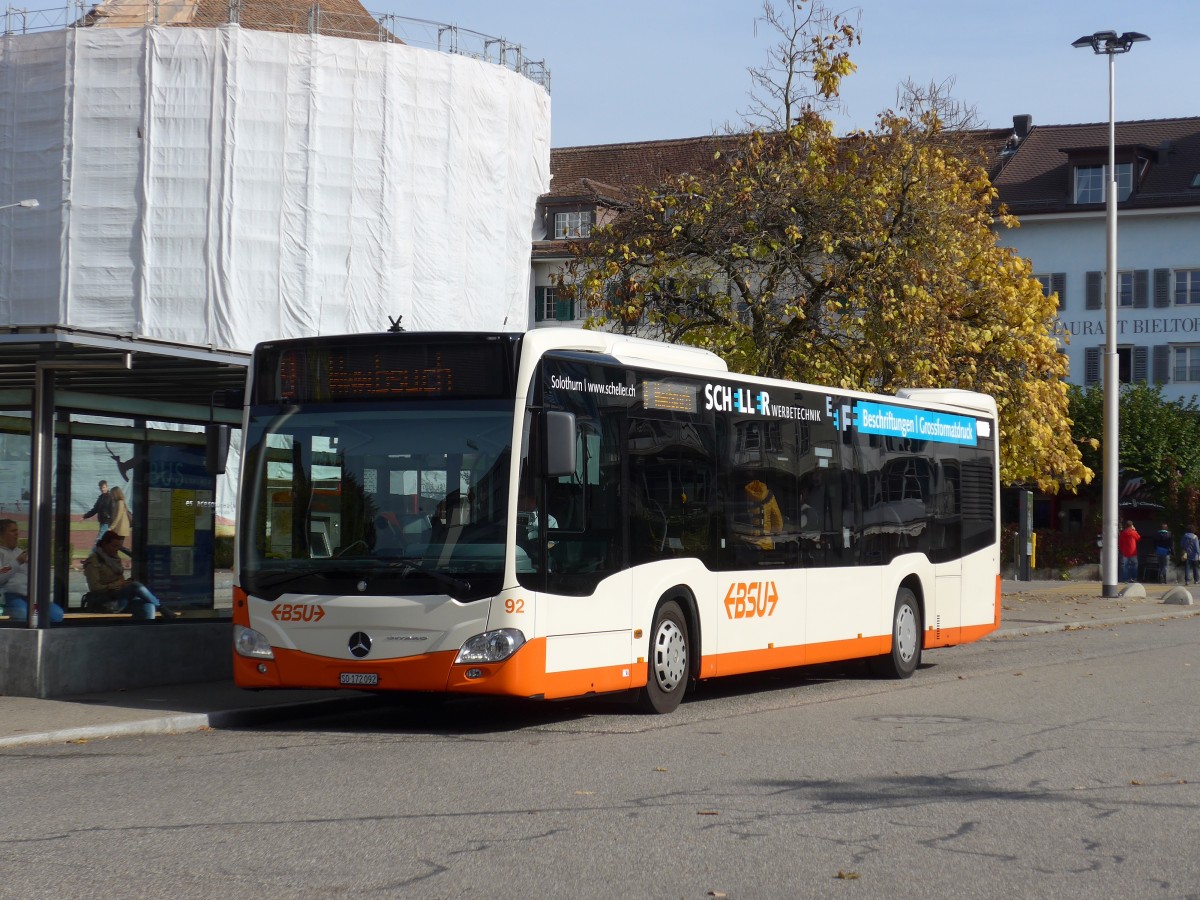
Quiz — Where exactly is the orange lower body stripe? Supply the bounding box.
[233,620,1000,697]
[709,632,888,676]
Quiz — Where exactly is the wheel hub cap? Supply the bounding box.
[652,620,686,690]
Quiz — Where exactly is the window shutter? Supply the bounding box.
[1154,269,1172,308]
[1153,345,1171,384]
[1051,273,1066,308]
[1086,271,1102,310]
[1134,270,1149,308]
[556,297,574,321]
[534,287,546,322]
[1133,346,1149,383]
[1085,347,1101,384]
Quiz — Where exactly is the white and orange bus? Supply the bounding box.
[233,328,1000,712]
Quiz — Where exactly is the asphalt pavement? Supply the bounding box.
[2,579,1197,748]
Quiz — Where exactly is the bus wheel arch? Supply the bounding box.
[899,574,925,637]
[638,588,697,714]
[664,586,702,682]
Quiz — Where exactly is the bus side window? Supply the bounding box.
[542,411,624,594]
[627,416,716,567]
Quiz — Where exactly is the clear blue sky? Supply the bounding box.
[382,1,1196,148]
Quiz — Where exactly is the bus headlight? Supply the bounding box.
[233,624,275,660]
[455,628,526,664]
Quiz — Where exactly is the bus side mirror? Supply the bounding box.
[544,411,576,478]
[206,423,231,476]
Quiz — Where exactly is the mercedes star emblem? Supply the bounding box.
[348,631,372,658]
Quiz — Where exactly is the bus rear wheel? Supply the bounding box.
[639,600,689,714]
[870,587,922,679]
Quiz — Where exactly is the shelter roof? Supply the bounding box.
[0,327,248,419]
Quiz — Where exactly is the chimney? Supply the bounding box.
[1013,114,1033,140]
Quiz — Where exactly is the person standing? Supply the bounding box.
[108,486,132,541]
[1180,525,1200,587]
[82,479,114,537]
[1118,521,1141,583]
[1154,523,1173,584]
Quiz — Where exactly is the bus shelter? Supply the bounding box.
[0,326,247,697]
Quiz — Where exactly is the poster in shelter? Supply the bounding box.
[144,444,214,607]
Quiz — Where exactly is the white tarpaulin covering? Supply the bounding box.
[0,25,550,346]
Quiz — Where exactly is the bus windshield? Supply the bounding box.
[239,400,516,601]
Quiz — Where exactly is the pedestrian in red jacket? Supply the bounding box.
[1118,521,1141,583]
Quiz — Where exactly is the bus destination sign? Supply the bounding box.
[267,342,510,403]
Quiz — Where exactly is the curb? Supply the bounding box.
[992,605,1200,639]
[0,713,212,749]
[0,694,383,749]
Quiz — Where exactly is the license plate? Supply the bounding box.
[339,673,379,686]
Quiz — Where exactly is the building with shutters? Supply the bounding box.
[991,116,1200,404]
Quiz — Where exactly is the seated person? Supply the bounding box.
[0,518,64,623]
[83,531,176,619]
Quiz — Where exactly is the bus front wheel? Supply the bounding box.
[870,587,922,679]
[639,601,689,714]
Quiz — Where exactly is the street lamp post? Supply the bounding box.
[1072,30,1148,598]
[0,199,38,211]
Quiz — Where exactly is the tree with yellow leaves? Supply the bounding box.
[557,2,1089,493]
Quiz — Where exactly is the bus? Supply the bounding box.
[233,328,1000,713]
